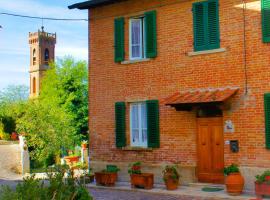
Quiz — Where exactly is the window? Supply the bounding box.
[33,49,36,65]
[193,0,220,51]
[45,48,49,63]
[130,102,147,147]
[32,77,36,94]
[129,17,145,60]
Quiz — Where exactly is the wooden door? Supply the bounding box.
[197,117,224,184]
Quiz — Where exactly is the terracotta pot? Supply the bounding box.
[81,143,88,149]
[255,182,270,198]
[64,156,79,166]
[95,172,117,186]
[165,177,179,190]
[225,172,244,195]
[130,173,154,189]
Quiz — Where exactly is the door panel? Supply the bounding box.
[197,117,224,184]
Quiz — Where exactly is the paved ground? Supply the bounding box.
[87,182,255,200]
[0,140,22,188]
[89,188,199,200]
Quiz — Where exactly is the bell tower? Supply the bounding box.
[29,26,56,98]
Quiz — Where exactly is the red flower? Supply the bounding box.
[265,175,270,181]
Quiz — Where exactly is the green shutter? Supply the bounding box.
[115,102,126,148]
[146,100,160,148]
[193,0,220,51]
[145,10,157,58]
[207,0,220,49]
[264,94,270,149]
[262,0,270,43]
[114,17,125,62]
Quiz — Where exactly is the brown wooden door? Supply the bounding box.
[197,117,224,184]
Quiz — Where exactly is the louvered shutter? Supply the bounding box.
[145,10,157,58]
[262,0,270,43]
[193,2,207,51]
[146,100,160,148]
[193,0,220,51]
[115,102,126,148]
[264,94,270,149]
[114,17,125,62]
[207,0,220,49]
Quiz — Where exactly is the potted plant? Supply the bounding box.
[224,164,244,195]
[128,161,154,190]
[64,150,80,167]
[95,165,120,186]
[81,140,88,149]
[162,165,180,190]
[255,170,270,198]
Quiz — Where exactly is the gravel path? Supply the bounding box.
[0,141,22,181]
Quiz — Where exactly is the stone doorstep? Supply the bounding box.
[86,182,256,200]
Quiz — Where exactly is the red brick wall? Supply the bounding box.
[88,0,270,168]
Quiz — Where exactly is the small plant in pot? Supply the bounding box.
[128,161,154,190]
[224,164,244,195]
[95,165,120,186]
[162,165,180,190]
[255,170,270,198]
[81,140,88,149]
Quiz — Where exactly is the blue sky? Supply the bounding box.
[0,0,88,89]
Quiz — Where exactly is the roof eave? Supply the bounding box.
[68,0,123,10]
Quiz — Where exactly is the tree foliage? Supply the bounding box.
[40,57,88,140]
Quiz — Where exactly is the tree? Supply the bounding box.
[40,57,88,141]
[16,100,76,163]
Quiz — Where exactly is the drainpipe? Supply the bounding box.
[242,0,248,95]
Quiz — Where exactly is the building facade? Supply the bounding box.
[70,0,270,192]
[29,27,56,98]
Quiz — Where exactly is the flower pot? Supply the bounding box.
[255,182,270,198]
[130,173,154,189]
[225,172,244,195]
[64,156,79,166]
[165,178,179,190]
[81,143,88,149]
[95,172,117,186]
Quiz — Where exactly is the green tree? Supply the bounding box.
[40,57,88,141]
[16,100,76,163]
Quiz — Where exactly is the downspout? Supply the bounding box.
[242,0,248,95]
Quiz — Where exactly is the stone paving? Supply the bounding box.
[87,182,256,200]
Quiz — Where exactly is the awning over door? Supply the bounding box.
[164,88,239,111]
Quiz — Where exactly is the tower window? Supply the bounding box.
[45,48,49,64]
[33,49,36,65]
[32,77,36,94]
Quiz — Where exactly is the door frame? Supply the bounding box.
[196,117,225,184]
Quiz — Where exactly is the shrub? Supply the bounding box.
[128,161,142,174]
[162,165,180,182]
[255,170,270,184]
[0,165,93,200]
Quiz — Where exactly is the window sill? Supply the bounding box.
[122,146,153,151]
[121,58,151,65]
[187,48,226,56]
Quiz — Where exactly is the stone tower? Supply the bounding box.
[29,27,56,98]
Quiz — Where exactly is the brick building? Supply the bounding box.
[70,0,270,192]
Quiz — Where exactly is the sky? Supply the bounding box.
[0,0,88,90]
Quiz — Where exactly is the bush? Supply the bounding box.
[0,165,93,200]
[224,163,240,176]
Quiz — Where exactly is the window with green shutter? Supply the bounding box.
[146,100,160,148]
[114,17,125,62]
[129,10,157,60]
[262,0,270,43]
[264,94,270,149]
[115,102,126,148]
[193,0,220,51]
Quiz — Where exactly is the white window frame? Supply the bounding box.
[129,17,146,60]
[130,102,148,147]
